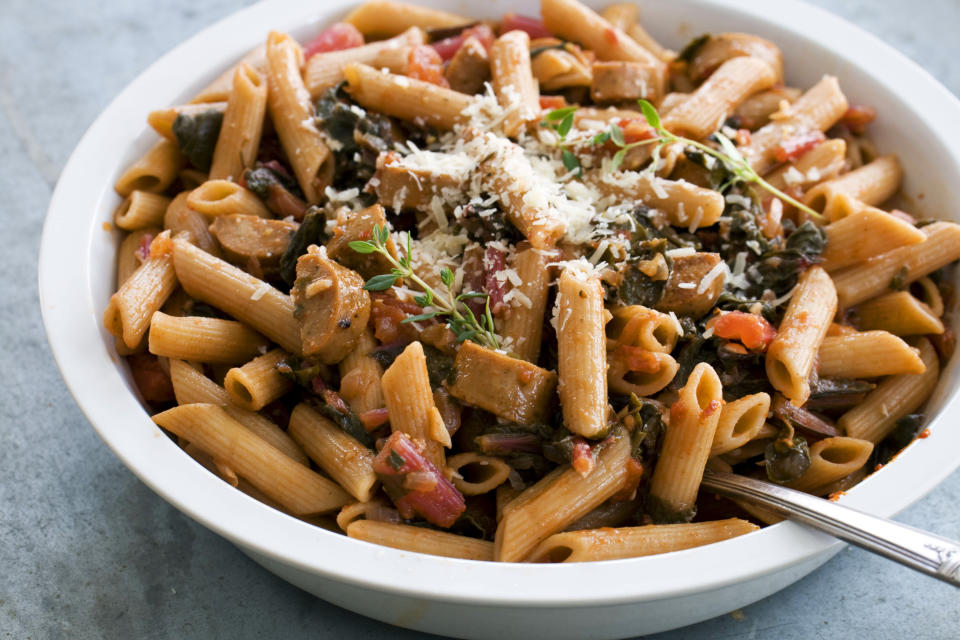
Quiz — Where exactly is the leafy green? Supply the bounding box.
[313,399,374,449]
[675,34,710,63]
[315,85,393,192]
[172,109,223,172]
[872,414,926,467]
[279,208,329,287]
[764,428,811,484]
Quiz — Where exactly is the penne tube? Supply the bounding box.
[556,263,609,438]
[148,311,268,364]
[171,237,301,354]
[742,75,848,175]
[663,56,777,139]
[209,63,268,181]
[733,87,802,130]
[832,222,960,308]
[541,0,667,100]
[648,363,723,522]
[491,30,540,138]
[447,453,513,496]
[529,518,759,563]
[805,155,903,220]
[710,393,771,456]
[687,33,784,84]
[607,305,683,353]
[500,245,555,362]
[788,437,874,494]
[163,191,222,257]
[911,277,945,318]
[338,330,386,415]
[818,331,926,378]
[347,520,494,561]
[147,102,227,140]
[853,291,945,336]
[838,338,939,443]
[344,1,467,37]
[607,349,678,397]
[224,348,294,410]
[599,4,674,63]
[288,403,378,502]
[103,232,178,349]
[495,428,631,562]
[380,341,448,470]
[305,27,425,97]
[186,179,271,218]
[168,359,308,465]
[590,171,725,229]
[191,44,266,104]
[115,227,161,285]
[820,202,926,272]
[114,138,184,196]
[114,191,171,231]
[266,31,332,203]
[153,403,350,515]
[765,266,837,405]
[343,63,478,131]
[763,138,847,193]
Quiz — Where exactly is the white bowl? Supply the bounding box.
[39,1,960,638]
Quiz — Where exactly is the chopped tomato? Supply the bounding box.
[499,13,551,39]
[735,128,752,147]
[135,233,154,262]
[773,130,826,164]
[618,118,655,144]
[539,95,567,110]
[840,105,877,135]
[303,23,364,59]
[370,294,420,344]
[431,24,495,61]
[616,345,661,372]
[571,438,595,478]
[603,27,620,45]
[406,45,449,87]
[709,311,777,351]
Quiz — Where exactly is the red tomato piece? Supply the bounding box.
[840,105,877,135]
[499,13,551,39]
[618,118,655,144]
[773,131,826,164]
[617,345,661,373]
[431,24,495,62]
[539,95,567,110]
[710,311,777,351]
[406,45,449,87]
[303,22,364,59]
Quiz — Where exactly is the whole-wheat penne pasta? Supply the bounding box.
[343,63,478,131]
[853,291,946,336]
[114,138,184,197]
[148,102,227,140]
[186,179,271,218]
[344,1,466,37]
[832,222,960,308]
[765,266,837,405]
[347,520,494,561]
[763,138,846,193]
[607,350,679,397]
[541,0,667,100]
[116,226,161,285]
[114,191,171,231]
[838,338,939,443]
[818,331,925,379]
[591,171,725,229]
[171,237,301,354]
[305,27,425,97]
[380,341,449,470]
[191,44,266,104]
[710,393,771,457]
[742,75,848,175]
[733,87,802,130]
[788,437,874,494]
[447,453,513,496]
[288,403,378,502]
[495,428,631,562]
[168,358,308,465]
[663,56,777,139]
[648,363,723,522]
[148,311,268,364]
[687,33,784,84]
[820,203,926,272]
[529,518,759,563]
[556,263,609,438]
[607,305,683,353]
[911,277,945,317]
[491,30,540,138]
[209,63,267,181]
[104,231,178,348]
[153,403,350,515]
[805,154,903,219]
[500,245,555,362]
[266,31,332,204]
[224,348,294,410]
[163,191,222,257]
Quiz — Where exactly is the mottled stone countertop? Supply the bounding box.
[2,1,958,638]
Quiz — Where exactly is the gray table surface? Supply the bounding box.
[4,1,960,638]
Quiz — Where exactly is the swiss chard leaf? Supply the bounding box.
[279,208,329,287]
[172,109,223,172]
[764,432,811,484]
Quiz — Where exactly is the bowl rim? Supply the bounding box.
[39,0,960,608]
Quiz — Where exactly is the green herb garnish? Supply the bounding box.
[349,225,500,350]
[542,106,582,176]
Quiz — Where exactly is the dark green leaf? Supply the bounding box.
[592,131,611,146]
[637,99,662,131]
[675,34,710,64]
[172,110,223,172]
[561,148,581,174]
[364,274,398,291]
[348,240,377,254]
[440,267,454,287]
[279,208,328,286]
[764,433,811,484]
[546,106,577,121]
[610,148,627,172]
[609,124,625,147]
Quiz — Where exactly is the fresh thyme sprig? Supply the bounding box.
[542,106,583,176]
[349,225,500,349]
